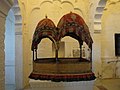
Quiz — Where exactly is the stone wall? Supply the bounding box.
[0,0,13,89]
[0,14,6,90]
[101,0,120,78]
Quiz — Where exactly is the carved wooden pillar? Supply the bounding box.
[80,41,83,60]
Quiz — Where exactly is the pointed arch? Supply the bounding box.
[94,0,107,33]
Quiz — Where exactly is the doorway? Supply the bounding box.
[5,9,15,90]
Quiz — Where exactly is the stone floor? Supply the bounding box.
[5,84,15,90]
[5,79,120,90]
[94,78,120,90]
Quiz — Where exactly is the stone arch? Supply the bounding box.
[94,0,107,34]
[40,0,53,7]
[61,36,80,58]
[37,37,54,58]
[0,0,14,90]
[61,1,74,7]
[53,0,61,2]
[1,0,23,89]
[74,8,84,18]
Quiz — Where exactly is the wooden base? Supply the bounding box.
[29,58,95,82]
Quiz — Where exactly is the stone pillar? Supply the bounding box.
[12,2,23,89]
[0,0,13,90]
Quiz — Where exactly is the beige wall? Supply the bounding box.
[101,0,120,78]
[102,0,120,58]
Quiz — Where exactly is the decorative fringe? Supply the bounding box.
[29,72,96,82]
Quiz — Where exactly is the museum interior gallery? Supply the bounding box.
[1,0,120,90]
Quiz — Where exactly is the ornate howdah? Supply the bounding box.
[29,12,96,82]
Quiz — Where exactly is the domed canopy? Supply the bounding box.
[57,12,93,47]
[31,17,56,50]
[32,12,93,51]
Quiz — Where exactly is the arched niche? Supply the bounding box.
[38,38,53,58]
[61,36,80,58]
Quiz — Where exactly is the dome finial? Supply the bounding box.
[45,14,48,18]
[70,11,72,13]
